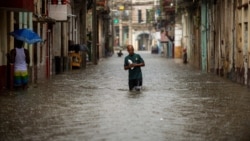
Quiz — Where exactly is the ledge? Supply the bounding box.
[237,2,248,9]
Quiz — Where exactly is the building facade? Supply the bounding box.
[111,0,158,51]
[0,0,111,91]
[177,0,250,87]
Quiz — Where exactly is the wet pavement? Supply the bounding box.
[0,51,250,141]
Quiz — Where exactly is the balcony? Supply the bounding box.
[48,0,72,21]
[0,0,34,12]
[50,0,71,5]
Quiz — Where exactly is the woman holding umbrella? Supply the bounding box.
[9,28,42,90]
[10,39,30,90]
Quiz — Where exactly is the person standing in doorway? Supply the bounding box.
[124,45,145,91]
[10,39,30,90]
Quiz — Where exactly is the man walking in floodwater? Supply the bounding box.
[124,45,145,91]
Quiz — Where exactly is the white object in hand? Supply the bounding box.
[128,59,134,69]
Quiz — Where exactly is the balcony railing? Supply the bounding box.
[49,0,70,5]
[48,0,71,21]
[0,0,34,12]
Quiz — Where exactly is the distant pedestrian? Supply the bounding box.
[117,50,123,57]
[124,45,145,91]
[142,44,145,50]
[10,39,30,90]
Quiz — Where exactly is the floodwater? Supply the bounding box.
[0,51,250,141]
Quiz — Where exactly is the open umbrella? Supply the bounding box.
[79,44,89,52]
[69,44,89,52]
[10,28,43,44]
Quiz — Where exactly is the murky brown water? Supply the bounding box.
[0,51,250,141]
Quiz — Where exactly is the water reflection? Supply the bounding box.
[127,91,142,99]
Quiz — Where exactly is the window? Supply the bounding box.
[138,10,142,23]
[42,0,46,15]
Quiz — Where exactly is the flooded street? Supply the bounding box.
[0,51,250,141]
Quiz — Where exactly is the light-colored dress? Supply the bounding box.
[14,48,28,86]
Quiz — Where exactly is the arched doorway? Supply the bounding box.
[136,33,152,51]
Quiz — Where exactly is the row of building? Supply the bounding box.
[0,0,111,90]
[1,0,250,90]
[114,0,250,87]
[174,0,250,87]
[111,0,177,56]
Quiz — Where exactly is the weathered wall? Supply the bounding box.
[182,0,249,86]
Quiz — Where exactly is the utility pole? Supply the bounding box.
[92,0,98,64]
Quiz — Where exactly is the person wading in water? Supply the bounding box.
[124,45,145,91]
[10,39,30,90]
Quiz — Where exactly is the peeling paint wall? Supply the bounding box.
[181,0,250,86]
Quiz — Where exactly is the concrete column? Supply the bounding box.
[92,0,98,64]
[10,12,14,51]
[247,0,250,85]
[130,3,133,45]
[27,12,34,83]
[28,12,33,66]
[201,0,208,72]
[37,23,41,65]
[131,30,134,47]
[23,12,28,28]
[19,12,23,28]
[62,22,69,71]
[0,11,2,66]
[62,22,68,57]
[241,5,247,84]
[129,14,132,44]
[80,0,87,68]
[82,0,87,45]
[119,22,122,47]
[239,3,244,83]
[135,40,138,50]
[0,10,7,66]
[23,12,28,50]
[35,22,41,84]
[0,11,2,47]
[232,0,236,71]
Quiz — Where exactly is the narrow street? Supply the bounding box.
[0,51,250,141]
